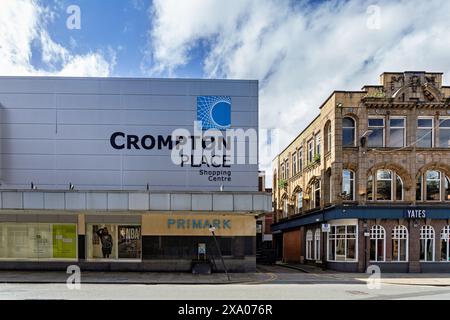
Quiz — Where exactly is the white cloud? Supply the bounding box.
[0,0,113,77]
[147,0,450,184]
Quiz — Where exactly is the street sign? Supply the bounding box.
[321,223,331,232]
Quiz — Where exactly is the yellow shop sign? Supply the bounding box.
[142,212,256,236]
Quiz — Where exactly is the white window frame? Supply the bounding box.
[311,180,321,209]
[439,117,450,148]
[297,191,303,213]
[425,170,442,202]
[388,116,406,148]
[314,229,321,261]
[375,169,393,201]
[417,116,434,148]
[326,123,332,153]
[285,159,290,179]
[441,226,450,262]
[292,152,297,176]
[420,225,435,262]
[306,230,313,260]
[315,133,321,157]
[327,224,358,262]
[342,169,355,201]
[396,175,404,201]
[307,139,314,163]
[368,116,385,147]
[298,148,303,172]
[392,225,409,262]
[369,225,386,262]
[282,200,288,218]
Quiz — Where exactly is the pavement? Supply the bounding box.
[274,262,450,286]
[0,264,448,287]
[0,270,271,285]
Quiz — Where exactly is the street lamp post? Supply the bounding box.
[209,225,231,281]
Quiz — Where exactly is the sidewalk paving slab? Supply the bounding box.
[0,271,271,285]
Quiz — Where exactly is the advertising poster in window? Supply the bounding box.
[52,225,77,259]
[118,225,141,259]
[90,224,117,259]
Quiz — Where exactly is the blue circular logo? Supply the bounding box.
[210,100,231,129]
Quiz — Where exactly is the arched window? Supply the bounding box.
[396,175,404,201]
[426,170,441,201]
[441,226,450,262]
[367,169,404,201]
[282,200,288,218]
[325,121,332,153]
[306,230,313,260]
[416,170,450,202]
[392,225,408,262]
[370,225,386,262]
[297,191,303,213]
[342,169,355,201]
[420,225,435,262]
[314,229,321,260]
[445,175,450,201]
[343,117,356,146]
[376,169,392,200]
[313,180,321,208]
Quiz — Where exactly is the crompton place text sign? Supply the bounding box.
[0,77,258,191]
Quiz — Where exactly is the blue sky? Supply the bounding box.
[2,0,450,175]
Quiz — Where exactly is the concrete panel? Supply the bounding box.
[149,193,170,211]
[233,194,253,211]
[44,193,65,210]
[57,215,78,223]
[0,214,17,222]
[252,194,266,211]
[191,194,212,211]
[23,192,44,209]
[2,192,23,209]
[170,194,191,211]
[212,194,234,211]
[86,193,107,210]
[16,214,38,222]
[107,193,129,210]
[65,193,86,210]
[129,193,149,210]
[0,77,258,192]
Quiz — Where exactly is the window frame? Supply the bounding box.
[314,229,321,261]
[327,224,358,262]
[438,117,450,148]
[425,170,441,202]
[369,225,386,262]
[342,169,355,201]
[392,225,409,262]
[388,116,406,148]
[420,225,435,262]
[441,226,450,262]
[326,123,332,153]
[342,117,356,147]
[292,152,297,176]
[417,116,434,148]
[307,139,314,163]
[367,169,404,202]
[368,116,386,148]
[298,148,303,172]
[306,230,313,260]
[315,132,321,157]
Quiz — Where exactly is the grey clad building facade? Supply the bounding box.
[0,76,270,272]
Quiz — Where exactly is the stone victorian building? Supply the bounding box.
[272,71,450,273]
